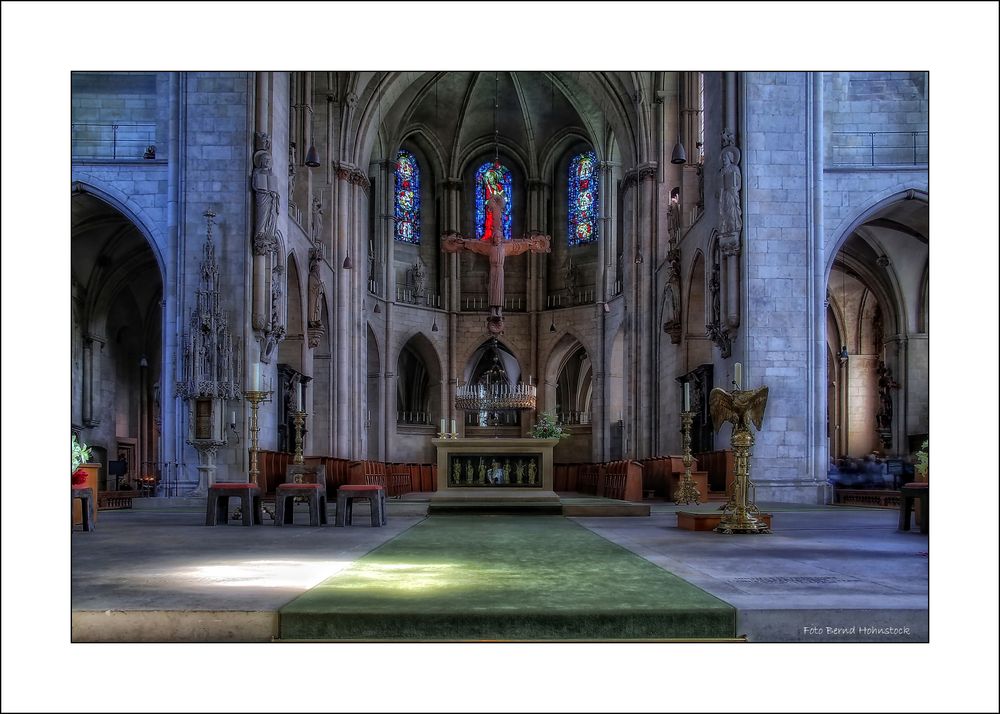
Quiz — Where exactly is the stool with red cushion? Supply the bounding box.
[275,482,328,526]
[898,482,928,534]
[206,482,263,526]
[335,484,386,527]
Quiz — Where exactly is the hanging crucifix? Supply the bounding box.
[442,170,550,334]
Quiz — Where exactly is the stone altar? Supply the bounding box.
[431,437,560,505]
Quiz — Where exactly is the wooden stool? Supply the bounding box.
[274,483,328,526]
[335,485,386,527]
[72,488,95,531]
[206,483,263,526]
[898,482,928,534]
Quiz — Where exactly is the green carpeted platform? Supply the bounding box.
[278,515,735,641]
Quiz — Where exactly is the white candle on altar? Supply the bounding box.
[250,362,260,391]
[684,383,690,412]
[451,419,457,434]
[296,388,302,411]
[231,410,236,425]
[734,362,742,389]
[440,418,446,434]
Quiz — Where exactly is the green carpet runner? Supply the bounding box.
[279,515,735,640]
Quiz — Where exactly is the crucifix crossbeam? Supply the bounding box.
[442,193,550,334]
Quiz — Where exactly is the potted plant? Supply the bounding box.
[529,411,570,441]
[914,439,928,483]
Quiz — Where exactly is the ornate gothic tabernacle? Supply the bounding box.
[176,210,242,400]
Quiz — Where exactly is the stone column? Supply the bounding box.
[599,162,616,299]
[808,72,829,497]
[890,335,908,457]
[375,158,395,460]
[353,173,366,458]
[82,335,105,427]
[383,369,395,453]
[636,164,657,457]
[162,73,182,482]
[441,179,462,312]
[333,164,352,454]
[442,179,462,435]
[526,179,549,313]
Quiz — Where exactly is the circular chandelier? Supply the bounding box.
[455,339,536,413]
[455,382,537,412]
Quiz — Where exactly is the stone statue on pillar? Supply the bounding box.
[307,247,326,348]
[663,248,682,344]
[251,132,282,256]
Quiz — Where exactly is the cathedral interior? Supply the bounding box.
[4,4,999,713]
[68,68,930,502]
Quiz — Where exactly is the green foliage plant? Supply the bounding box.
[72,434,92,472]
[914,439,928,478]
[529,411,570,440]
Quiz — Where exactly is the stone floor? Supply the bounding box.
[67,493,928,644]
[10,491,994,713]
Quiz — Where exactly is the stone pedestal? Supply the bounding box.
[187,439,225,497]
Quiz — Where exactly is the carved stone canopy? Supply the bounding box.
[176,211,242,400]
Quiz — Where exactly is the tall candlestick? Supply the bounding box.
[684,383,690,412]
[734,362,742,389]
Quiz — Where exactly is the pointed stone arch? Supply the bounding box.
[71,185,164,490]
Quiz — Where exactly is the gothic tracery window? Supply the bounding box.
[475,160,512,240]
[394,149,421,244]
[567,150,599,246]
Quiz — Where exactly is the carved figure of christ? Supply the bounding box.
[442,195,551,320]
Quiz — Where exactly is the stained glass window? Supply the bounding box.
[394,149,421,244]
[568,150,599,246]
[475,160,512,240]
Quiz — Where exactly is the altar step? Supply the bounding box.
[427,492,651,517]
[429,501,564,515]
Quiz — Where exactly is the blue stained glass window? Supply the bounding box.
[568,151,599,246]
[394,149,421,244]
[475,161,513,240]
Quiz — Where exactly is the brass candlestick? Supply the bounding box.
[709,385,770,534]
[292,410,306,464]
[237,389,274,521]
[673,410,701,504]
[244,389,272,486]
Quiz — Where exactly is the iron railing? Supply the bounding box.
[396,288,441,307]
[72,122,158,160]
[396,411,433,425]
[545,289,595,308]
[556,411,591,425]
[461,294,525,312]
[830,130,928,166]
